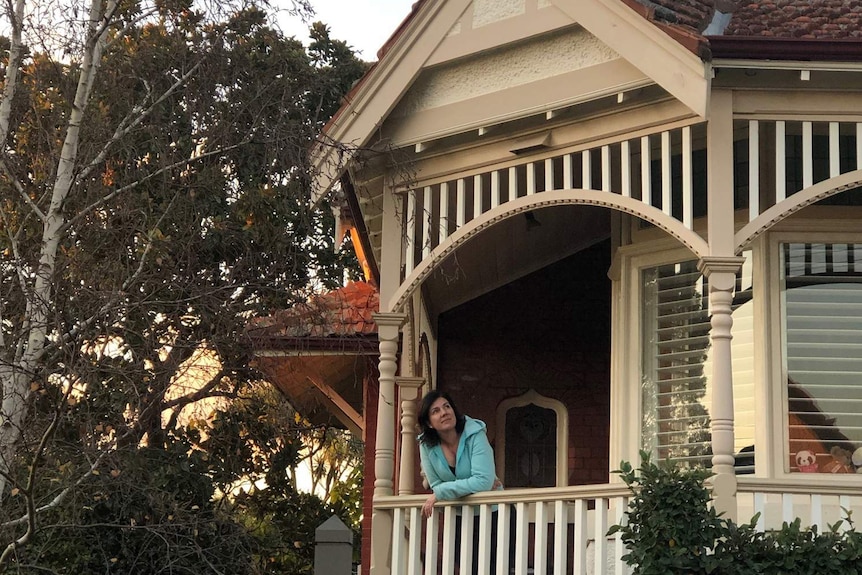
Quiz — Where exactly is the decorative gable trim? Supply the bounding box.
[553,0,710,118]
[313,0,473,200]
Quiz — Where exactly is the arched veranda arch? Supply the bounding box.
[387,188,710,313]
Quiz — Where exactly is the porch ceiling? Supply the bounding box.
[421,204,611,319]
[253,354,371,434]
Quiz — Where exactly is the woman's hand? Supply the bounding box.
[421,493,437,518]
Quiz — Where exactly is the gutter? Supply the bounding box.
[708,36,862,62]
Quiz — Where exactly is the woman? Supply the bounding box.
[418,390,506,573]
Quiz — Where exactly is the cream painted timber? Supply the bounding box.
[384,58,651,148]
[734,169,862,254]
[427,2,572,66]
[312,0,473,200]
[553,0,709,118]
[707,90,736,256]
[733,91,862,119]
[401,100,698,190]
[390,27,619,120]
[386,190,709,313]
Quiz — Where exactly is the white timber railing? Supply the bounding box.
[737,477,862,532]
[376,484,632,575]
[374,479,862,575]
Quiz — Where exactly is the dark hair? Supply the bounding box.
[418,389,466,446]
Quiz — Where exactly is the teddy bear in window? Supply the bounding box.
[795,449,818,473]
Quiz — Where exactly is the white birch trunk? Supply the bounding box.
[0,0,114,500]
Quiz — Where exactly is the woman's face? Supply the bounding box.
[428,396,456,433]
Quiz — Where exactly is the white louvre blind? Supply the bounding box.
[783,243,862,471]
[642,261,713,467]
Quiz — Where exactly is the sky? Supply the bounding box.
[278,0,417,60]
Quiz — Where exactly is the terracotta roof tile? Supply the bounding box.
[246,282,379,339]
[725,0,862,39]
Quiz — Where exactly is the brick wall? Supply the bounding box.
[436,240,612,486]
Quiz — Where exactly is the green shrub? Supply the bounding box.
[609,452,862,574]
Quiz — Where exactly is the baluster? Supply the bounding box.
[594,498,609,575]
[754,492,766,530]
[803,121,813,188]
[474,174,483,218]
[424,511,439,575]
[456,179,466,229]
[810,493,823,531]
[840,495,851,532]
[527,162,536,195]
[477,504,493,575]
[491,170,501,209]
[830,122,840,177]
[422,186,432,259]
[553,500,568,575]
[782,493,794,524]
[564,153,574,189]
[459,504,474,575]
[661,131,671,216]
[749,120,760,221]
[601,145,611,192]
[582,150,592,189]
[442,506,457,575]
[613,496,629,575]
[621,140,632,198]
[857,123,862,170]
[439,182,449,242]
[641,135,652,206]
[514,502,529,575]
[546,157,555,191]
[392,508,406,574]
[509,166,518,199]
[405,190,416,274]
[495,503,512,575]
[682,126,693,229]
[534,501,549,575]
[408,507,423,574]
[776,121,786,201]
[573,499,588,575]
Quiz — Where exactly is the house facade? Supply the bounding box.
[313,1,862,573]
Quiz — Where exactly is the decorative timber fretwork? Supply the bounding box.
[402,123,707,278]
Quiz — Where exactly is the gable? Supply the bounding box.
[383,26,651,148]
[314,0,709,199]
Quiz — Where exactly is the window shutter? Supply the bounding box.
[642,261,712,467]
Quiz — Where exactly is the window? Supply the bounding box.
[782,242,862,473]
[641,260,713,467]
[640,257,754,471]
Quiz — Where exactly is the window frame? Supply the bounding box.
[767,230,862,479]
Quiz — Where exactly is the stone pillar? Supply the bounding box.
[396,376,425,495]
[369,312,406,575]
[698,256,745,521]
[314,515,353,575]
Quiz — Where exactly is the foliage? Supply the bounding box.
[0,0,367,570]
[610,452,862,574]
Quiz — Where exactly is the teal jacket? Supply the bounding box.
[419,416,498,501]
